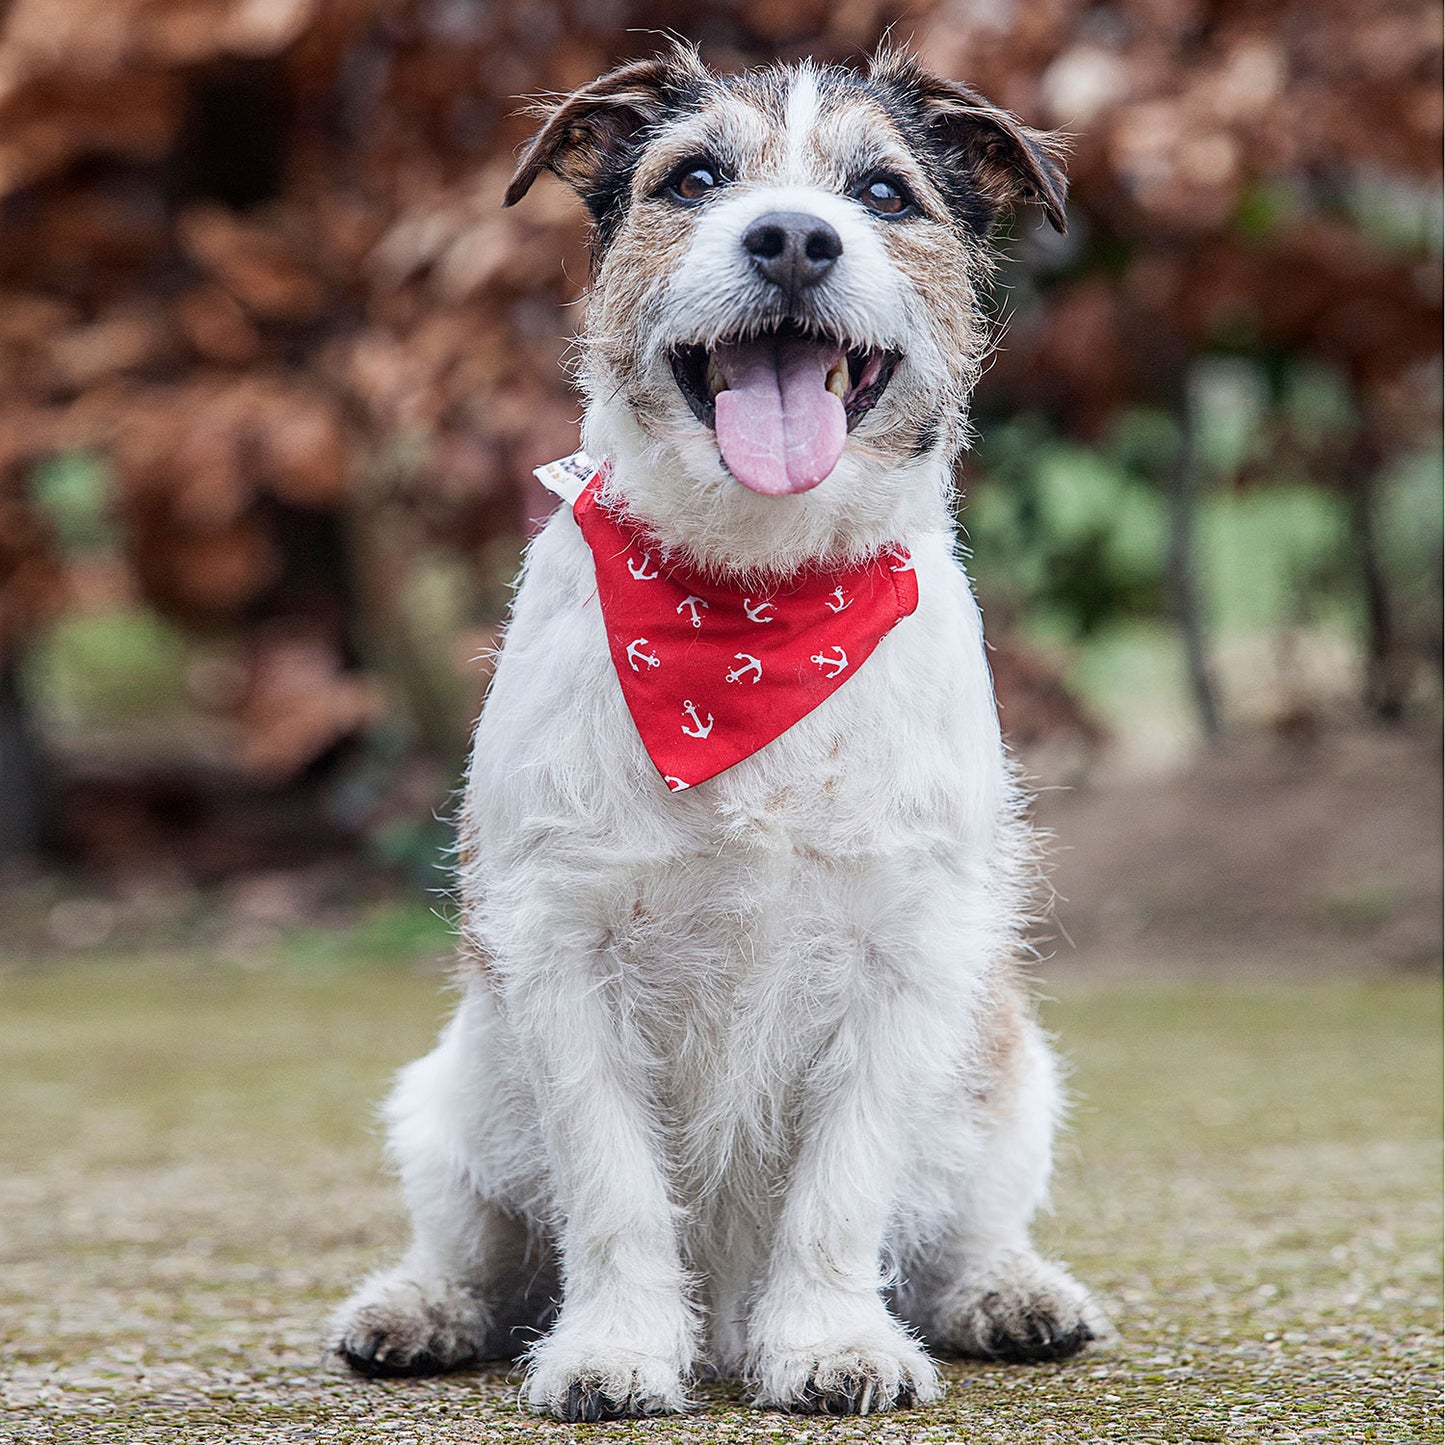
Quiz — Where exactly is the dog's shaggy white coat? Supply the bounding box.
[333,47,1106,1420]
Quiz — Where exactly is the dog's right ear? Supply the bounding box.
[503,44,709,210]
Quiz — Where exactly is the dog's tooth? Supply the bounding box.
[707,355,726,400]
[826,358,848,400]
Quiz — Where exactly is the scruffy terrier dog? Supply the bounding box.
[333,42,1107,1420]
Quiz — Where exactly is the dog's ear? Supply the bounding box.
[504,43,709,210]
[869,50,1069,234]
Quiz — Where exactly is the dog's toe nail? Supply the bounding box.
[339,1343,375,1375]
[339,1334,393,1377]
[560,1381,614,1422]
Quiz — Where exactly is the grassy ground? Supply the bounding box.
[0,959,1439,1444]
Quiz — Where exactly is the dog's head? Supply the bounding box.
[506,44,1066,575]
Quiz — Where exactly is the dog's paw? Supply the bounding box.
[751,1318,941,1415]
[927,1251,1112,1364]
[522,1340,691,1420]
[331,1272,493,1378]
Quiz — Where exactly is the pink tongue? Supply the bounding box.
[713,338,846,496]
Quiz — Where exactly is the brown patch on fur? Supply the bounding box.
[629,99,775,197]
[584,176,707,396]
[973,974,1030,1109]
[800,94,931,210]
[810,82,992,462]
[503,45,710,208]
[579,74,801,397]
[454,931,495,977]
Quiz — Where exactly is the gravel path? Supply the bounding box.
[1,961,1439,1444]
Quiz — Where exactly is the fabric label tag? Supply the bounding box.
[533,449,598,506]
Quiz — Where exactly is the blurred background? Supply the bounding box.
[0,0,1440,977]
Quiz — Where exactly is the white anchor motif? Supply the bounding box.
[676,595,708,628]
[625,638,659,672]
[743,598,775,623]
[627,552,659,581]
[886,547,913,572]
[726,653,762,684]
[810,646,849,678]
[826,586,852,613]
[681,700,714,739]
[664,776,690,792]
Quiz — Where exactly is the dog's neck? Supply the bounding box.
[581,392,958,582]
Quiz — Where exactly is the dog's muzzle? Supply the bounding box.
[668,209,901,498]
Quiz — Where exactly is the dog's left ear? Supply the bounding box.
[870,51,1069,234]
[504,43,709,209]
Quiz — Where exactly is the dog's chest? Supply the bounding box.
[465,509,1005,944]
[462,508,1012,1185]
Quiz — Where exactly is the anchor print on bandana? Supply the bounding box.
[565,461,919,792]
[626,639,659,672]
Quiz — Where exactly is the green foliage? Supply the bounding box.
[28,607,192,731]
[366,813,458,892]
[271,898,456,972]
[1280,360,1357,446]
[1234,177,1310,239]
[1340,172,1445,259]
[1200,485,1354,633]
[1063,621,1194,741]
[963,415,1170,638]
[29,451,114,551]
[1376,447,1445,636]
[1190,358,1274,479]
[964,350,1431,661]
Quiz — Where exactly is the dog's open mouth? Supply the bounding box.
[670,322,901,496]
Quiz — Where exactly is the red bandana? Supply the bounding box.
[545,457,918,792]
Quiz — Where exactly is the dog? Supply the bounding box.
[332,41,1107,1420]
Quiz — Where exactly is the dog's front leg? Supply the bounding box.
[747,968,955,1414]
[501,953,697,1421]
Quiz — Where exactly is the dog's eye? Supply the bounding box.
[855,173,915,218]
[666,162,723,204]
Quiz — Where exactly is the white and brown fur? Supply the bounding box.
[331,43,1108,1420]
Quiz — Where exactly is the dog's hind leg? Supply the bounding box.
[894,983,1111,1363]
[333,1194,555,1376]
[332,1002,559,1377]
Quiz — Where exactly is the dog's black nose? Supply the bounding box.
[742,212,842,292]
